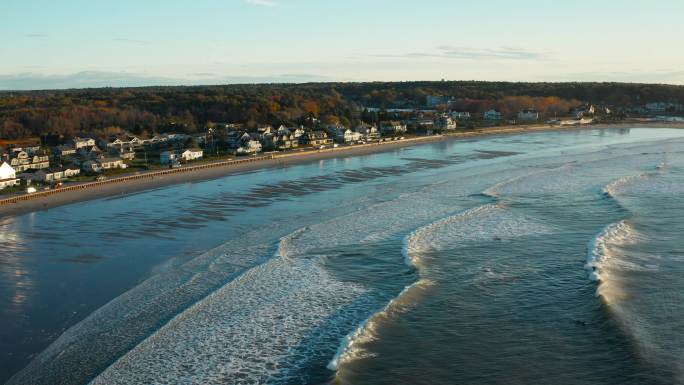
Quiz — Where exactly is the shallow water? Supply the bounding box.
[2,128,684,384]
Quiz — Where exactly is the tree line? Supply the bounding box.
[1,81,683,140]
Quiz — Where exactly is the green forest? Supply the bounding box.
[1,81,683,140]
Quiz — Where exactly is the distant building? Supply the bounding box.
[326,124,347,141]
[237,140,263,154]
[25,167,80,183]
[276,133,299,149]
[434,115,457,130]
[181,148,204,162]
[82,157,126,173]
[355,123,381,140]
[483,109,503,121]
[450,111,471,120]
[9,151,50,172]
[300,131,333,146]
[379,121,408,135]
[340,129,363,143]
[0,162,19,190]
[570,104,595,118]
[160,151,180,165]
[517,109,539,121]
[71,137,96,150]
[55,144,77,157]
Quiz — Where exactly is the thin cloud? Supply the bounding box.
[246,0,277,6]
[375,45,550,61]
[0,71,331,90]
[25,33,48,38]
[113,38,151,45]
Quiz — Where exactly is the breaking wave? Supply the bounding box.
[330,203,553,376]
[585,221,638,291]
[602,174,652,198]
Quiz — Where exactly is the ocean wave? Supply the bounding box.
[7,227,282,385]
[90,257,369,385]
[327,279,433,372]
[585,220,642,301]
[330,204,553,375]
[602,174,652,198]
[601,160,669,198]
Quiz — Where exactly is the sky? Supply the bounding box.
[1,0,683,90]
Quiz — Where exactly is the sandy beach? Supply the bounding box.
[1,120,682,217]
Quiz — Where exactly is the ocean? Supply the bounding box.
[1,127,683,384]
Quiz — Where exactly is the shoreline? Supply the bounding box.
[2,121,682,217]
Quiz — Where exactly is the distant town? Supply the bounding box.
[1,83,683,196]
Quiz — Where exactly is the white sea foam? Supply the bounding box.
[8,228,278,385]
[602,174,652,198]
[91,256,368,385]
[585,220,643,302]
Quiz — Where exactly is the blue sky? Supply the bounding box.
[1,0,683,89]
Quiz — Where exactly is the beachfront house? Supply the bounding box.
[355,123,381,141]
[434,115,457,130]
[379,121,407,135]
[341,129,363,143]
[276,133,298,149]
[326,124,347,140]
[570,104,596,118]
[484,109,503,120]
[517,109,539,121]
[237,140,262,155]
[181,148,203,162]
[160,151,180,165]
[25,167,81,183]
[0,162,20,190]
[300,131,333,147]
[9,151,50,172]
[82,157,126,173]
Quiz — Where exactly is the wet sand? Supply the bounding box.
[1,121,681,217]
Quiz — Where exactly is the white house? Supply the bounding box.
[72,137,96,150]
[9,151,50,172]
[82,157,126,173]
[341,129,363,143]
[293,126,306,139]
[517,109,539,121]
[0,162,19,190]
[237,140,262,154]
[28,168,81,183]
[484,109,503,120]
[181,148,203,162]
